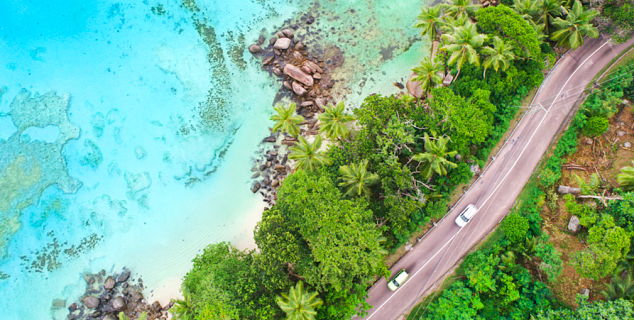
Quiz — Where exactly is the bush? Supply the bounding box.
[503,213,529,244]
[583,116,609,137]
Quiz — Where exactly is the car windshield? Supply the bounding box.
[392,279,400,287]
[461,215,470,223]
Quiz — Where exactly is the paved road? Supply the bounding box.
[357,36,634,320]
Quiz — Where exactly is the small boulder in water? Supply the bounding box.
[249,44,263,54]
[82,296,100,309]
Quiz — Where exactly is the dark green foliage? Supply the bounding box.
[423,281,484,320]
[540,109,586,187]
[536,296,634,319]
[476,5,543,59]
[603,3,634,43]
[583,116,609,137]
[503,213,529,244]
[607,192,634,233]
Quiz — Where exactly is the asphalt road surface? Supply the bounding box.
[357,36,634,320]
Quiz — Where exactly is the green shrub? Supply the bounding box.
[583,116,609,137]
[503,213,530,244]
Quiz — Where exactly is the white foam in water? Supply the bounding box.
[0,0,426,318]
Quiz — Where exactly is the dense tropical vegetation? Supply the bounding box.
[168,0,634,319]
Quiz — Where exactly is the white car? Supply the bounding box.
[387,269,409,291]
[455,204,478,228]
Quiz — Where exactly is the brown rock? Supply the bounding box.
[284,64,314,86]
[262,56,274,66]
[272,67,282,76]
[301,66,313,74]
[113,297,126,311]
[300,101,314,107]
[82,296,100,309]
[269,37,277,45]
[304,60,323,73]
[305,112,314,118]
[274,164,286,171]
[292,82,307,96]
[315,97,326,108]
[263,136,276,143]
[295,42,305,50]
[270,151,278,156]
[258,35,265,44]
[249,44,262,54]
[274,38,292,50]
[283,81,292,90]
[483,0,490,6]
[292,51,303,60]
[252,182,261,193]
[406,72,424,98]
[313,73,322,80]
[266,161,272,168]
[282,29,294,38]
[277,31,286,38]
[104,276,115,290]
[281,140,296,146]
[272,180,280,187]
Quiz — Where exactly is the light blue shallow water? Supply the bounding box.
[0,0,426,318]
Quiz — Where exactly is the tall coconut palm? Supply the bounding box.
[412,57,444,97]
[550,0,599,50]
[339,160,380,198]
[442,0,481,19]
[412,133,458,180]
[481,36,516,78]
[289,135,332,171]
[513,0,540,20]
[415,6,444,42]
[276,281,323,320]
[536,0,565,35]
[441,24,487,79]
[318,102,355,140]
[171,292,194,320]
[439,14,471,34]
[572,173,600,195]
[271,103,305,137]
[617,161,634,192]
[601,274,634,301]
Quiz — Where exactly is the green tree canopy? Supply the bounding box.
[289,135,332,171]
[412,132,458,180]
[536,296,634,319]
[271,103,305,137]
[318,102,355,140]
[415,5,444,41]
[441,23,487,77]
[275,281,323,320]
[412,57,445,97]
[550,0,599,50]
[476,5,543,59]
[481,36,516,77]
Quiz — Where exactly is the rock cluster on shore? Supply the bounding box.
[247,23,337,204]
[64,268,172,320]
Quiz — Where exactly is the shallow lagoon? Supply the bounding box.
[0,0,427,318]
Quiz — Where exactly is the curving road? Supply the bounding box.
[356,35,634,320]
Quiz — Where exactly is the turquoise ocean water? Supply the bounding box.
[0,0,427,318]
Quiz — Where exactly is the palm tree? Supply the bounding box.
[601,274,634,301]
[415,6,444,42]
[618,161,634,192]
[572,173,600,195]
[339,160,380,198]
[318,102,355,140]
[441,24,487,79]
[439,14,471,34]
[171,292,194,320]
[550,0,599,50]
[442,0,481,19]
[276,281,323,320]
[119,312,147,320]
[412,133,458,180]
[271,103,305,137]
[536,0,564,35]
[412,57,444,97]
[481,36,516,78]
[616,252,634,276]
[513,0,539,21]
[289,135,332,171]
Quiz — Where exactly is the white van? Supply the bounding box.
[455,204,478,228]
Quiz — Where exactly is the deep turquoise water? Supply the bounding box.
[0,0,426,318]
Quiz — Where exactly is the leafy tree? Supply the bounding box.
[503,213,529,244]
[441,0,481,18]
[582,116,609,137]
[289,136,332,171]
[564,194,599,227]
[481,36,516,77]
[271,103,304,137]
[464,251,500,293]
[571,214,631,280]
[338,159,380,198]
[536,296,634,319]
[423,281,484,320]
[601,275,634,301]
[618,162,634,192]
[318,102,355,140]
[415,6,444,41]
[441,23,487,78]
[412,132,458,180]
[275,281,323,320]
[476,5,543,59]
[550,0,599,50]
[535,0,564,35]
[534,235,563,281]
[412,57,444,97]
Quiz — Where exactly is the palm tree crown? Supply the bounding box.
[338,159,380,198]
[481,36,516,77]
[617,161,634,192]
[412,133,458,180]
[271,103,305,137]
[412,57,444,97]
[536,0,564,35]
[415,6,444,41]
[513,0,539,21]
[442,0,481,19]
[289,135,332,171]
[439,14,471,34]
[275,281,323,320]
[318,102,356,140]
[550,0,599,50]
[170,292,194,320]
[441,23,487,77]
[601,274,634,301]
